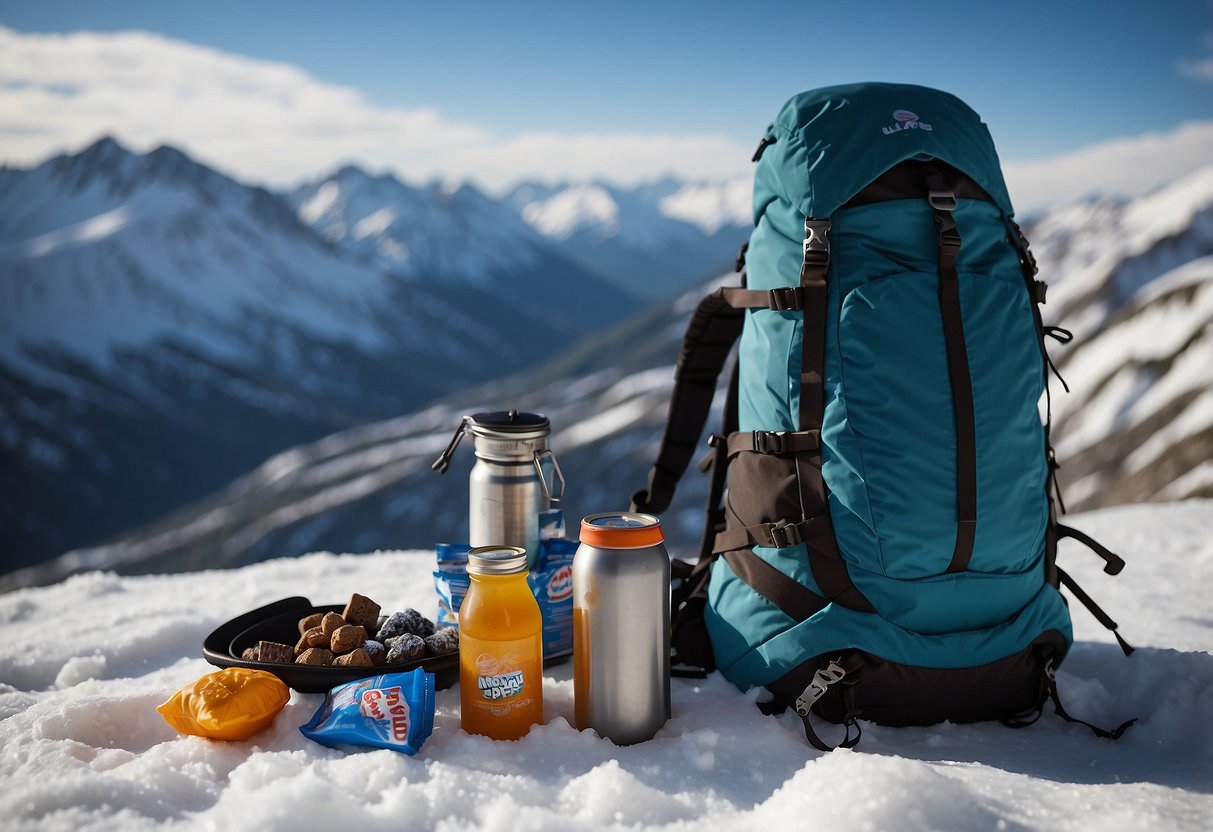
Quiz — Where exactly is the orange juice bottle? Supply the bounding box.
[459,545,544,739]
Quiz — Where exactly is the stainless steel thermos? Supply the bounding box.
[432,410,565,562]
[573,512,671,745]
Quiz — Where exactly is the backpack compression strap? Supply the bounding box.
[715,220,875,615]
[927,175,978,574]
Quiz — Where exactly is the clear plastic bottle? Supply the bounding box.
[459,546,544,739]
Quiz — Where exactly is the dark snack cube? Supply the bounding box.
[241,646,259,661]
[333,648,374,668]
[406,609,437,639]
[385,633,426,664]
[375,611,412,643]
[362,640,386,666]
[380,608,436,641]
[321,612,346,637]
[296,648,334,666]
[424,627,459,657]
[298,612,324,636]
[341,593,381,633]
[374,615,388,639]
[330,624,367,655]
[258,640,295,665]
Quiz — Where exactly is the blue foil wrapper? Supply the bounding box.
[300,669,435,755]
[434,538,576,659]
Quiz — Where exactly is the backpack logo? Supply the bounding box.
[882,109,933,135]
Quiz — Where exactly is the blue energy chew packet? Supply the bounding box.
[300,669,435,755]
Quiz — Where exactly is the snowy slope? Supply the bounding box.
[1,501,1210,832]
[20,158,1212,585]
[0,139,635,569]
[507,178,750,300]
[6,276,721,587]
[9,157,1209,585]
[1027,165,1213,509]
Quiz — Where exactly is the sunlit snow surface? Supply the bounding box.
[1,501,1210,831]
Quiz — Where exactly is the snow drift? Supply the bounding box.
[2,501,1211,831]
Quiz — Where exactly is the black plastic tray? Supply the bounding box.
[203,596,459,693]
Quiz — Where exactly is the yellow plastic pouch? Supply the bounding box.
[158,668,290,741]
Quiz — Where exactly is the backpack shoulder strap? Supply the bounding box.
[629,286,746,515]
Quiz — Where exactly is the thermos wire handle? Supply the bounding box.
[430,417,472,474]
[533,449,566,503]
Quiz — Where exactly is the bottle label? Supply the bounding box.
[478,668,524,700]
[461,636,541,719]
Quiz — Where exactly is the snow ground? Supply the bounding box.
[1,501,1211,832]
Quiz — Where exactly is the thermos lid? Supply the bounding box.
[431,410,553,473]
[579,513,664,549]
[466,545,529,575]
[469,410,550,435]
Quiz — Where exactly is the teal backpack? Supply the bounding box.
[632,82,1134,750]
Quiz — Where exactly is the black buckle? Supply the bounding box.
[1014,224,1040,276]
[934,216,961,256]
[752,430,787,454]
[767,287,803,312]
[768,521,802,548]
[1033,280,1048,304]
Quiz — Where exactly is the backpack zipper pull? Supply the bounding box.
[752,136,777,162]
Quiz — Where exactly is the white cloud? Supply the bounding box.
[0,26,752,191]
[1002,120,1213,215]
[2,25,1209,214]
[1178,56,1213,82]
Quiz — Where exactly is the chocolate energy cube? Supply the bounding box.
[333,648,374,668]
[296,648,334,666]
[341,593,382,633]
[298,612,324,635]
[241,646,259,661]
[330,624,367,655]
[257,640,295,665]
[305,626,328,648]
[320,612,346,637]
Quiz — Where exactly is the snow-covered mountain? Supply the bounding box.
[0,139,634,570]
[507,178,751,300]
[1026,164,1213,510]
[4,276,722,585]
[293,167,594,294]
[291,170,751,303]
[7,158,1210,589]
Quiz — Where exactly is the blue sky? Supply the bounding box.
[2,0,1211,207]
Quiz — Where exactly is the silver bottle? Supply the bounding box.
[432,410,565,564]
[574,512,671,745]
